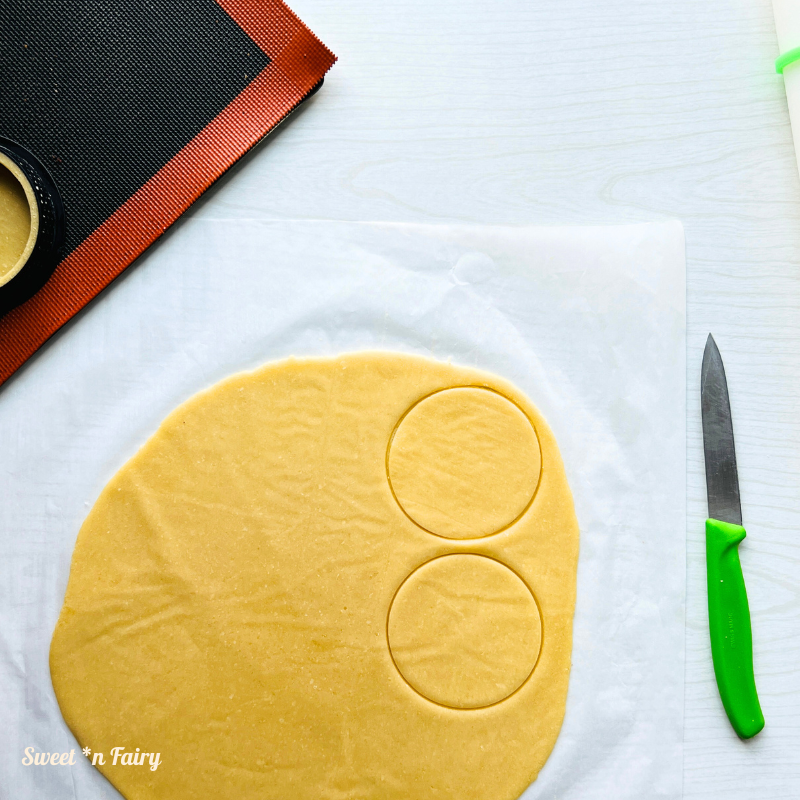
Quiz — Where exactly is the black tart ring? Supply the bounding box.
[0,137,66,317]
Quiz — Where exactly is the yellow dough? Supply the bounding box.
[51,353,579,800]
[388,387,542,539]
[387,554,543,709]
[0,153,38,287]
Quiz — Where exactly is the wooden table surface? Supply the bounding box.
[190,0,800,795]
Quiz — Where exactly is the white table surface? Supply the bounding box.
[11,0,800,796]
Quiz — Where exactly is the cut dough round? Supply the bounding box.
[51,353,579,800]
[388,554,542,709]
[388,387,541,538]
[0,152,39,287]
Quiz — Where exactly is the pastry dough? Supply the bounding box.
[387,553,543,709]
[0,153,38,287]
[388,387,541,538]
[51,353,579,800]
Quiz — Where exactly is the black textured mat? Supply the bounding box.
[1,0,270,257]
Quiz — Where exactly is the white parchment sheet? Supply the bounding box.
[0,219,686,800]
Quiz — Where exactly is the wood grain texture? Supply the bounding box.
[190,0,800,795]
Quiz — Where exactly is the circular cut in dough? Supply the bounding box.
[387,387,541,539]
[388,554,542,709]
[0,151,39,287]
[51,353,579,800]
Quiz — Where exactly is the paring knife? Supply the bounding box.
[701,334,764,739]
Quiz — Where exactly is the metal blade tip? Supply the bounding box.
[702,334,723,388]
[704,333,719,360]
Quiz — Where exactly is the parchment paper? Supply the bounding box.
[0,219,686,799]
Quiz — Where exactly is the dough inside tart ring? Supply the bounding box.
[0,152,39,288]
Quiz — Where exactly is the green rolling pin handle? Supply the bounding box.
[706,519,765,739]
[777,45,800,74]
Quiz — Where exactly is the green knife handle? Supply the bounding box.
[706,518,764,739]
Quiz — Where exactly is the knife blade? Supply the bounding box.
[701,334,764,739]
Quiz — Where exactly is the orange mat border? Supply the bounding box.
[0,0,335,387]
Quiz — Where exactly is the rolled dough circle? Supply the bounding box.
[50,353,579,800]
[387,387,541,539]
[0,150,39,288]
[387,554,542,709]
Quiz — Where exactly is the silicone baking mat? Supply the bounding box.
[0,0,335,387]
